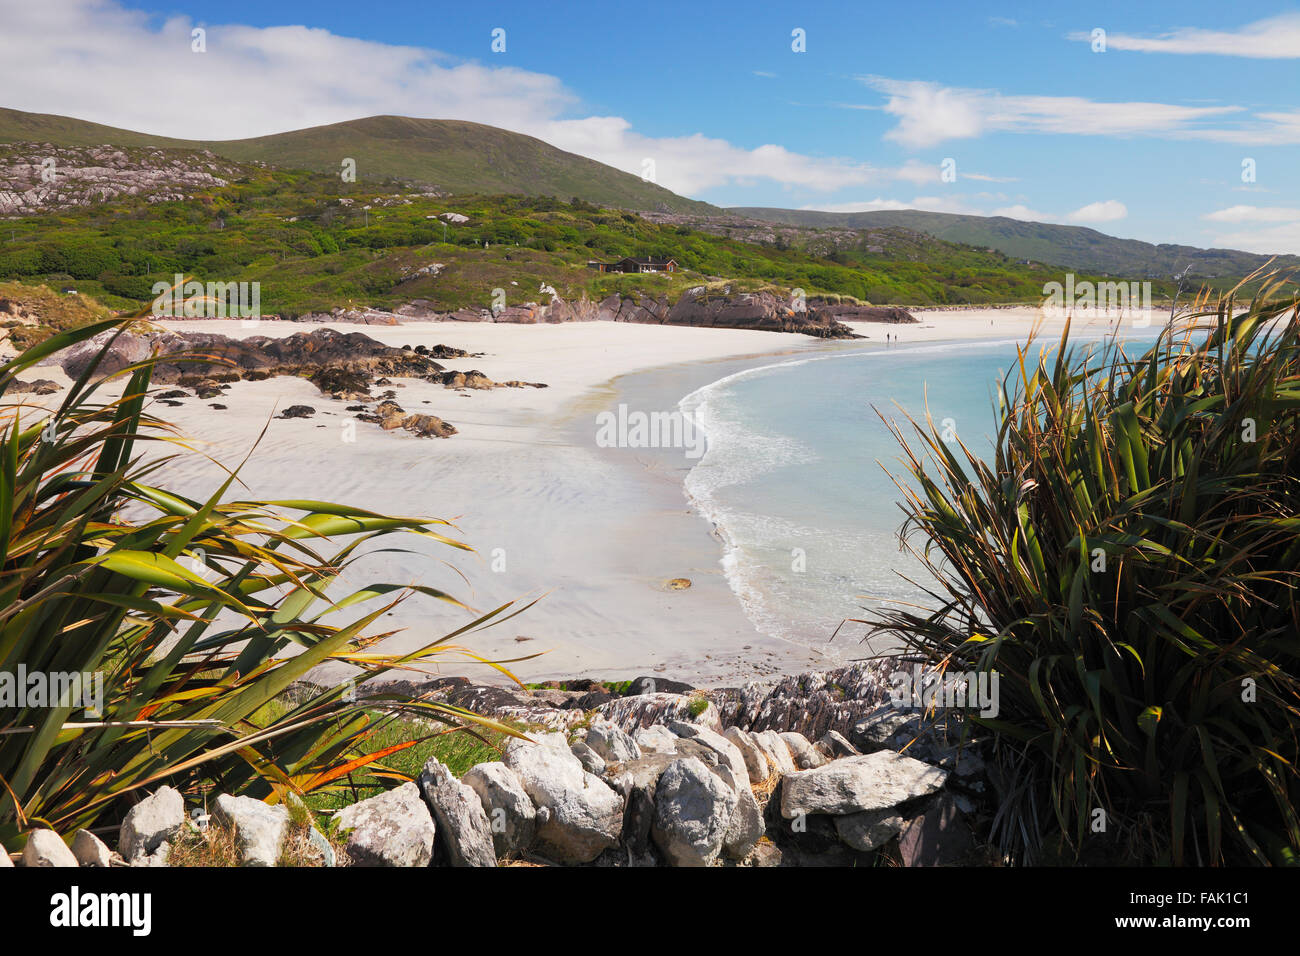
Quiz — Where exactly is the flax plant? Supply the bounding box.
[865,277,1300,865]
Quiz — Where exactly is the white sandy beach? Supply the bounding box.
[21,307,1122,687]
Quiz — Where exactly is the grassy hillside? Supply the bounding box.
[731,207,1300,280]
[0,158,1132,319]
[0,107,716,215]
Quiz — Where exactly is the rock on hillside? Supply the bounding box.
[0,143,242,214]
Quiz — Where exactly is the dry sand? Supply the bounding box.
[20,307,1124,687]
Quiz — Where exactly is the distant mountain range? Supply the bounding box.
[2,107,1292,282]
[0,107,716,216]
[728,207,1299,279]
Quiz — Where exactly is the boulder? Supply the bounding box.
[584,720,641,764]
[816,730,861,759]
[0,842,11,866]
[569,741,606,776]
[278,404,316,419]
[335,782,436,867]
[211,790,288,868]
[118,785,184,862]
[604,753,678,866]
[463,762,536,859]
[418,758,497,867]
[626,676,695,696]
[724,726,771,783]
[651,757,739,867]
[213,794,290,867]
[71,829,113,867]
[715,763,764,860]
[834,810,905,853]
[22,829,79,867]
[633,725,679,754]
[897,793,973,866]
[503,738,623,864]
[851,705,920,750]
[780,751,948,819]
[670,721,752,789]
[780,731,828,769]
[754,730,798,775]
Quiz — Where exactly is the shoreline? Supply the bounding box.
[25,308,1124,688]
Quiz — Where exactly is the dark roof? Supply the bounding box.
[617,256,677,265]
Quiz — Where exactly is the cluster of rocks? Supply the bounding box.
[387,287,910,338]
[39,327,546,438]
[4,786,333,869]
[3,660,986,869]
[0,143,242,215]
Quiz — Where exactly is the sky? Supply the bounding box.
[1,0,1299,253]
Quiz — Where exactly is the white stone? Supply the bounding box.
[335,782,436,867]
[781,751,948,818]
[463,761,536,859]
[118,785,184,862]
[650,757,739,867]
[22,829,79,867]
[213,794,291,867]
[418,758,497,867]
[504,737,623,864]
[71,829,112,867]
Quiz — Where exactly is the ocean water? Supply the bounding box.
[678,331,1152,656]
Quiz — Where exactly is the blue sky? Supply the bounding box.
[3,0,1299,253]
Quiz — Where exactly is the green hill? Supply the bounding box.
[0,107,716,215]
[729,207,1299,279]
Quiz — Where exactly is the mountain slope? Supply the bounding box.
[730,207,1298,278]
[0,107,716,215]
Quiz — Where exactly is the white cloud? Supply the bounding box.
[1067,200,1128,223]
[993,204,1054,222]
[799,195,988,215]
[1070,14,1300,58]
[0,0,891,197]
[1207,224,1300,255]
[1204,205,1300,223]
[857,76,1271,148]
[1203,206,1300,251]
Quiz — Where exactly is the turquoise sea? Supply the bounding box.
[677,330,1159,654]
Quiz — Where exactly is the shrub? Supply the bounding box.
[865,283,1300,865]
[0,319,531,848]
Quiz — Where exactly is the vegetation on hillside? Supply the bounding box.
[0,107,715,216]
[732,206,1300,284]
[866,277,1300,865]
[0,161,1136,322]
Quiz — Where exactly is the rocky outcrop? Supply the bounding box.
[6,675,983,868]
[0,143,241,215]
[317,288,881,338]
[808,300,918,324]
